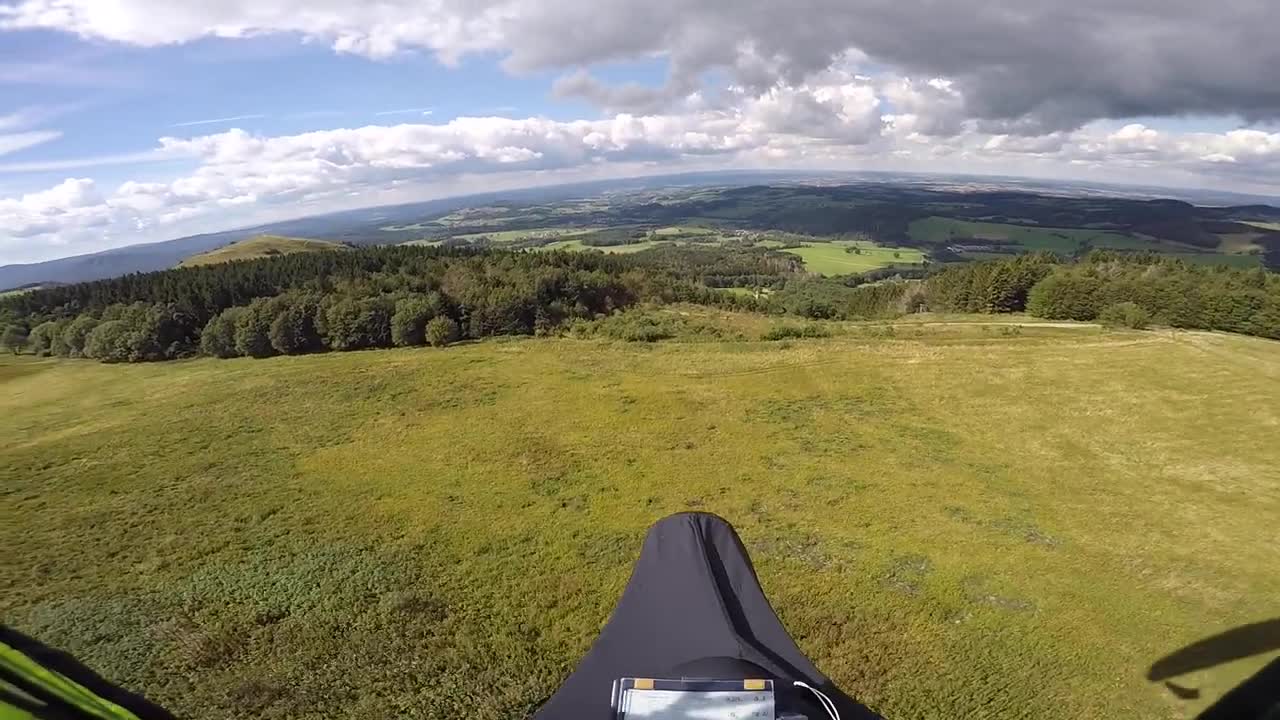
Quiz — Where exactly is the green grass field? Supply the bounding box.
[781,241,926,276]
[539,239,662,254]
[1169,252,1263,268]
[178,235,346,267]
[3,319,1278,720]
[1244,221,1280,232]
[717,286,763,298]
[1216,233,1265,255]
[651,225,716,236]
[908,217,1153,253]
[451,227,601,242]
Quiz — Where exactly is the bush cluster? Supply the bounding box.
[761,324,831,341]
[924,252,1279,339]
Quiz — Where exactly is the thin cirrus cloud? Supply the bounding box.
[0,108,66,159]
[0,130,63,158]
[286,110,349,119]
[0,54,137,88]
[0,149,175,173]
[170,114,267,128]
[0,108,41,132]
[0,104,80,132]
[373,108,433,116]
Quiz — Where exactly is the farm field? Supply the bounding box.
[779,241,926,275]
[1216,233,1265,255]
[539,239,663,254]
[3,316,1278,720]
[651,225,717,236]
[451,227,602,242]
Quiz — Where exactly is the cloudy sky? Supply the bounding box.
[1,0,1278,264]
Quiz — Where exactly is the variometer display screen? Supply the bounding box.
[613,678,774,720]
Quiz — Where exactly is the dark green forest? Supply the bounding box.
[0,246,797,362]
[2,244,1277,363]
[922,252,1280,337]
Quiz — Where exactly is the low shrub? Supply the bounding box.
[1098,301,1151,329]
[425,316,461,347]
[762,324,831,341]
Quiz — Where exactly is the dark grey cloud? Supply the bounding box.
[499,0,1280,129]
[4,0,1276,129]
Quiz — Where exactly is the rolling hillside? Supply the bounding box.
[5,174,1278,290]
[177,235,347,267]
[0,282,65,298]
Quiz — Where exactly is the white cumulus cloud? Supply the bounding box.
[1,96,1278,264]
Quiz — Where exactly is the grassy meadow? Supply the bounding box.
[540,239,662,254]
[451,227,602,242]
[3,314,1279,719]
[178,236,347,268]
[780,241,926,276]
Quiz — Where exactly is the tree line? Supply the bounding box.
[0,245,810,361]
[5,244,1274,361]
[0,248,668,361]
[922,251,1280,338]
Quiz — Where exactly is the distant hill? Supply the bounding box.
[0,228,260,290]
[0,184,549,289]
[0,281,66,298]
[0,177,730,289]
[3,171,1277,290]
[178,235,347,267]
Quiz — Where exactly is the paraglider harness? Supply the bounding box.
[534,513,875,719]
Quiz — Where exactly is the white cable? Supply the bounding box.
[793,681,838,720]
[793,680,840,720]
[806,683,839,720]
